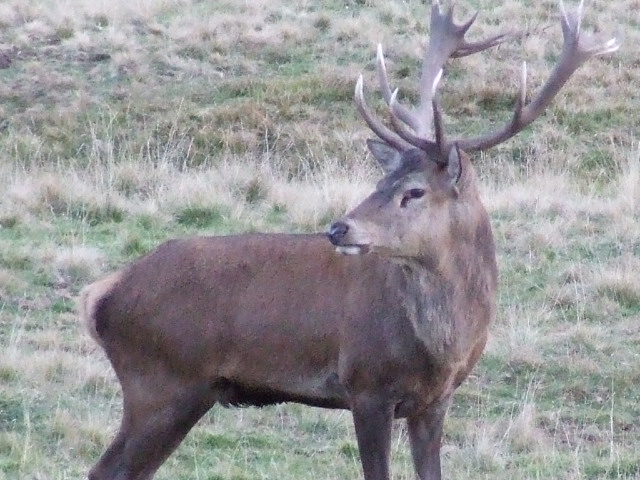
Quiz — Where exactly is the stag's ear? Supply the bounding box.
[446,144,463,194]
[367,139,403,174]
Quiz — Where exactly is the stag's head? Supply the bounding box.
[328,0,619,262]
[328,137,475,260]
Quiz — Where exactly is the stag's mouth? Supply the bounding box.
[335,244,371,255]
[327,221,371,255]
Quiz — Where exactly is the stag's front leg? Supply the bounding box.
[407,397,452,480]
[351,395,394,480]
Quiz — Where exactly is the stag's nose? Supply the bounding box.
[327,221,349,246]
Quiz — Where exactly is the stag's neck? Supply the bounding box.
[396,221,497,363]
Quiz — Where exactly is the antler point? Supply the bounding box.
[390,88,399,105]
[606,37,622,53]
[355,74,364,94]
[432,69,443,96]
[519,62,527,109]
[377,44,386,66]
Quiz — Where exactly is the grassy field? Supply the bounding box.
[0,0,638,479]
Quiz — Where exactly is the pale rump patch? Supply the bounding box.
[77,271,123,345]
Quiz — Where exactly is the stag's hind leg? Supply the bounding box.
[89,375,217,480]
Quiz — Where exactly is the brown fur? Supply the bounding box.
[81,145,497,480]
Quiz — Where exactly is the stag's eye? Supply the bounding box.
[400,188,426,208]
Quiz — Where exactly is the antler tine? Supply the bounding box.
[354,75,412,152]
[449,8,519,59]
[432,100,446,153]
[559,0,619,57]
[451,31,517,58]
[376,45,420,132]
[457,1,620,153]
[388,90,441,158]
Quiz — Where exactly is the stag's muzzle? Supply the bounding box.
[327,221,369,255]
[327,221,349,246]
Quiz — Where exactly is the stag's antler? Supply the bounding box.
[355,0,620,158]
[457,0,620,152]
[356,0,513,156]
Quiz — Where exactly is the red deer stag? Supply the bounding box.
[79,2,618,479]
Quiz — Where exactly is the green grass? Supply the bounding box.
[0,0,639,479]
